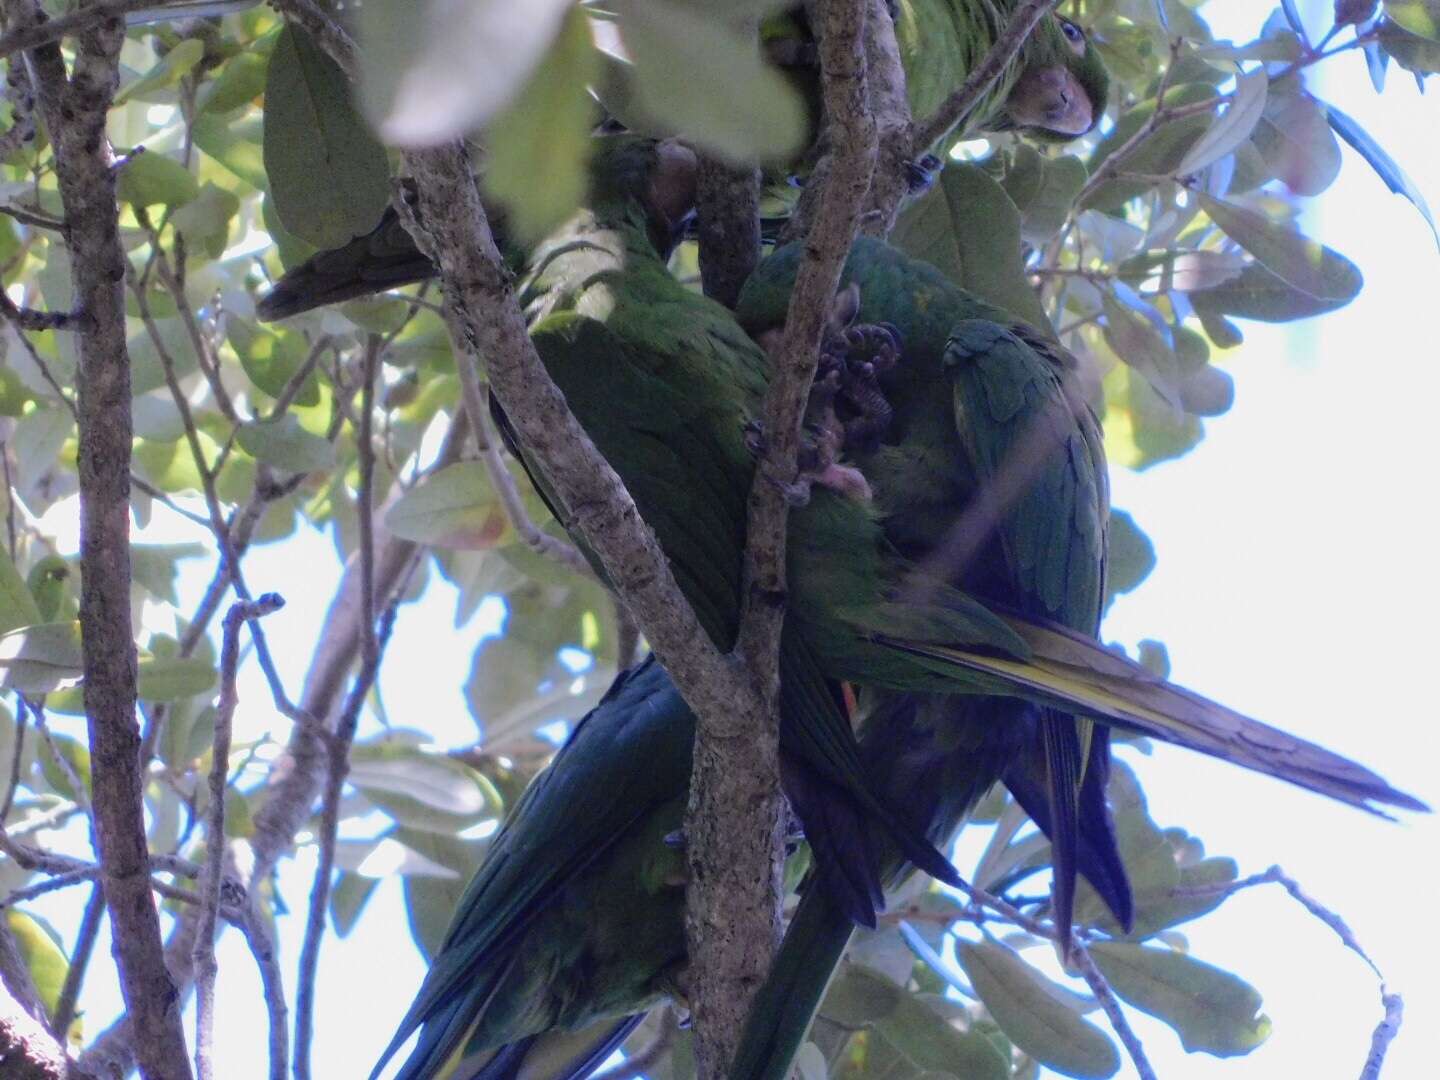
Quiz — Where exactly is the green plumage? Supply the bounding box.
[372,659,692,1080]
[765,0,1110,154]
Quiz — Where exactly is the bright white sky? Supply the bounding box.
[21,3,1440,1079]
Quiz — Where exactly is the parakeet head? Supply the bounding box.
[586,134,698,257]
[998,14,1109,141]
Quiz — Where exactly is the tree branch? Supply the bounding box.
[0,979,95,1080]
[857,0,913,235]
[695,156,762,308]
[16,2,194,1074]
[914,0,1059,151]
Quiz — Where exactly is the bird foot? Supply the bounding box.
[818,317,904,455]
[905,153,944,195]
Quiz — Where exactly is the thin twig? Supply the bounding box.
[237,902,288,1080]
[292,336,382,1080]
[193,594,284,1080]
[914,0,1060,150]
[1,702,26,825]
[49,884,104,1039]
[1070,942,1158,1080]
[1359,993,1404,1080]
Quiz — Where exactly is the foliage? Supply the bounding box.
[0,0,1427,1077]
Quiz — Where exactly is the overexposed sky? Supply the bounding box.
[20,2,1440,1079]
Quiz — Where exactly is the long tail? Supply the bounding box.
[727,886,855,1080]
[881,617,1428,815]
[472,1015,645,1080]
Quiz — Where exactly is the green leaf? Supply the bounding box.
[227,319,319,404]
[116,151,200,209]
[1379,16,1440,71]
[1084,84,1220,211]
[1088,942,1272,1056]
[348,738,501,833]
[397,828,490,961]
[615,0,807,162]
[0,550,43,636]
[957,940,1119,1079]
[131,543,208,606]
[1176,68,1268,177]
[483,7,598,245]
[1326,102,1439,247]
[197,34,276,115]
[0,621,83,695]
[1197,193,1363,304]
[384,461,509,549]
[170,183,241,261]
[137,655,218,702]
[236,416,336,473]
[193,112,268,189]
[1385,0,1440,40]
[5,910,69,1016]
[999,148,1088,245]
[115,38,206,106]
[330,870,379,937]
[263,25,391,248]
[821,966,1010,1080]
[891,163,1052,334]
[1251,89,1340,197]
[1189,261,1357,322]
[1101,290,1181,405]
[359,0,573,146]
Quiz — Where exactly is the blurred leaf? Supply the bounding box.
[131,543,208,606]
[1000,149,1088,245]
[1384,0,1440,40]
[334,834,460,879]
[0,550,44,636]
[359,0,573,146]
[821,965,1009,1080]
[0,621,83,695]
[116,38,206,106]
[1088,942,1272,1056]
[170,183,241,261]
[193,112,268,188]
[892,163,1052,333]
[1104,509,1157,607]
[1176,68,1268,177]
[349,739,502,833]
[236,415,336,473]
[1378,16,1440,71]
[1197,194,1363,304]
[398,828,490,961]
[264,25,390,248]
[5,910,68,1016]
[1084,84,1220,210]
[116,151,200,208]
[1326,102,1439,247]
[197,34,276,115]
[484,7,598,245]
[957,940,1119,1079]
[227,320,319,405]
[1101,287,1181,405]
[330,870,379,937]
[615,0,807,162]
[385,462,509,549]
[1251,89,1341,197]
[137,655,218,702]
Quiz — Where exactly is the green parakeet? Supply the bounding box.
[370,658,694,1080]
[763,1,1110,153]
[26,556,74,623]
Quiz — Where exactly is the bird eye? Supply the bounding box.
[1057,17,1087,56]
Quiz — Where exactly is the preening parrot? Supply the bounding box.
[723,235,1429,1079]
[762,0,1110,154]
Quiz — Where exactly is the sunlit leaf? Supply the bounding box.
[614,0,807,162]
[137,655,218,702]
[359,0,573,146]
[5,910,69,1016]
[115,38,206,106]
[1088,942,1272,1056]
[0,550,43,636]
[957,940,1119,1079]
[236,415,337,473]
[1197,193,1363,303]
[1384,0,1440,40]
[1176,68,1268,177]
[1251,89,1342,197]
[116,150,200,208]
[1325,102,1439,247]
[385,462,509,549]
[484,7,599,245]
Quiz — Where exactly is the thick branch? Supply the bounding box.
[695,158,762,308]
[18,4,193,1076]
[857,0,913,235]
[914,0,1058,151]
[0,980,95,1080]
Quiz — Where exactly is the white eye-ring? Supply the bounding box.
[1059,17,1087,55]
